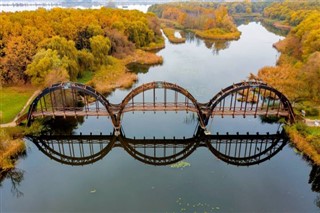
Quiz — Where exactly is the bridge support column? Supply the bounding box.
[114,127,121,137]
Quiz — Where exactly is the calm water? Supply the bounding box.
[1,6,319,212]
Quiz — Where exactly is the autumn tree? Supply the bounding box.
[42,36,80,80]
[90,35,111,66]
[0,36,34,84]
[25,49,69,86]
[0,7,164,86]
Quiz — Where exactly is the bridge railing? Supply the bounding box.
[27,81,296,129]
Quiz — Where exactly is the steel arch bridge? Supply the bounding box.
[26,81,295,133]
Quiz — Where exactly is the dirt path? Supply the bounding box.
[0,90,40,128]
[304,118,320,127]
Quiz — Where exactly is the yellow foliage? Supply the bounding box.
[285,126,320,165]
[162,28,186,44]
[0,128,26,170]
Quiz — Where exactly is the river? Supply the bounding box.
[1,5,319,213]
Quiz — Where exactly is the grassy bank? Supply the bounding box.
[195,29,241,40]
[89,50,163,94]
[0,86,35,124]
[0,127,26,171]
[162,28,186,44]
[285,123,320,165]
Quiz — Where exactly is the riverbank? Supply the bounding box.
[285,123,320,165]
[88,50,163,94]
[149,4,241,41]
[162,28,186,44]
[0,127,26,171]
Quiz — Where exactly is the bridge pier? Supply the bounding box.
[114,127,121,137]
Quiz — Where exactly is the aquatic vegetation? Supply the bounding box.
[170,161,191,169]
[174,197,221,213]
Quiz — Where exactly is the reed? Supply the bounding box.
[0,127,26,171]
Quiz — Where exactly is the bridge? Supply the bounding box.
[26,81,295,134]
[27,130,288,166]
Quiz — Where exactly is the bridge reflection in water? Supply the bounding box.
[28,129,288,166]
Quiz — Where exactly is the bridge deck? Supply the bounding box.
[31,106,289,118]
[27,81,295,127]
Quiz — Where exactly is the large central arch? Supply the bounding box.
[116,81,206,129]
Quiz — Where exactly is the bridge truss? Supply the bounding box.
[27,81,295,133]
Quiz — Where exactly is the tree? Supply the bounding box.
[0,36,34,85]
[89,35,111,65]
[77,49,94,73]
[25,49,69,86]
[299,52,320,102]
[42,36,80,80]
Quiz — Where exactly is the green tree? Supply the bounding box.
[77,49,94,73]
[25,49,69,86]
[89,35,111,65]
[42,36,80,80]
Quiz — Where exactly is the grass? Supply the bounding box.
[163,28,186,44]
[0,127,26,171]
[89,51,163,94]
[142,37,165,51]
[88,57,137,94]
[77,71,94,84]
[195,28,241,40]
[0,86,35,124]
[285,123,320,165]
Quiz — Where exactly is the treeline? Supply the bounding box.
[263,1,320,26]
[257,2,320,110]
[0,8,163,87]
[148,3,241,40]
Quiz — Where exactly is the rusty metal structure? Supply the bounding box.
[27,81,295,134]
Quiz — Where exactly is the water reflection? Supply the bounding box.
[27,129,288,166]
[309,165,320,208]
[0,168,25,197]
[185,32,231,55]
[260,21,289,37]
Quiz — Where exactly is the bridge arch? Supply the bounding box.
[28,134,116,166]
[27,82,115,127]
[116,81,206,129]
[205,132,288,166]
[119,135,200,166]
[205,81,295,124]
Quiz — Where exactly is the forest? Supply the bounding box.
[255,2,320,163]
[257,2,320,110]
[148,3,241,40]
[0,7,164,90]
